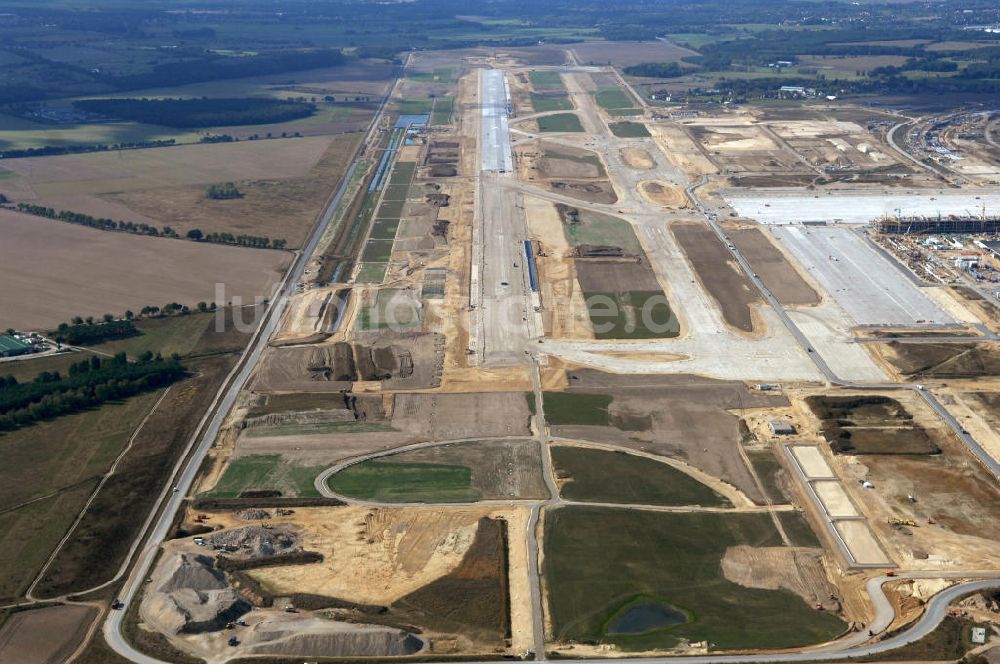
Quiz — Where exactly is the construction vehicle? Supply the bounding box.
[228,636,239,647]
[888,518,917,527]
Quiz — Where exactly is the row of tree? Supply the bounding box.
[186,229,287,249]
[14,203,287,250]
[0,353,186,432]
[0,139,175,160]
[51,319,139,346]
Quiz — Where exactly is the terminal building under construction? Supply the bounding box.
[872,214,1000,235]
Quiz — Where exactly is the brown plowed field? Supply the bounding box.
[730,228,820,306]
[0,604,97,664]
[574,259,662,292]
[672,222,760,333]
[0,209,288,329]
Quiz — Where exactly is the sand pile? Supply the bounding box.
[243,616,423,657]
[237,509,272,521]
[209,526,299,558]
[143,553,250,634]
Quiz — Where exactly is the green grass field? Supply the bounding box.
[563,210,641,253]
[430,96,454,125]
[396,98,434,115]
[544,507,846,651]
[778,511,821,548]
[529,70,564,90]
[551,446,731,507]
[355,262,388,283]
[382,184,410,201]
[89,313,214,359]
[361,238,394,262]
[584,291,680,339]
[377,197,406,218]
[537,113,584,132]
[370,217,400,240]
[206,454,326,498]
[530,92,573,112]
[747,450,785,504]
[389,161,416,185]
[328,460,482,502]
[606,107,642,117]
[595,88,636,110]
[539,392,612,426]
[610,121,651,138]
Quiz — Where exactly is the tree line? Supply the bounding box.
[73,97,316,129]
[14,203,288,250]
[51,319,139,346]
[0,139,175,160]
[0,353,186,432]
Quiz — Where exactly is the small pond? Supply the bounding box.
[607,601,687,634]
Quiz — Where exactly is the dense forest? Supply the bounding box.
[0,353,186,432]
[73,97,316,129]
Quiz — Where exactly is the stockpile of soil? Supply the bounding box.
[208,526,300,559]
[143,553,251,635]
[238,509,272,521]
[244,616,423,657]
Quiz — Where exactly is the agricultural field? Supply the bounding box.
[551,446,730,506]
[0,312,254,603]
[0,209,287,330]
[543,507,846,651]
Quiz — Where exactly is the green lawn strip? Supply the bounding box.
[610,121,651,138]
[370,217,401,240]
[543,507,846,651]
[389,161,416,185]
[377,197,406,218]
[551,446,730,507]
[382,184,410,201]
[564,211,641,252]
[431,96,454,125]
[328,461,481,503]
[606,107,642,117]
[540,392,612,426]
[747,450,785,503]
[206,454,328,498]
[530,92,573,112]
[529,70,564,90]
[583,291,680,339]
[355,263,388,284]
[397,98,433,115]
[777,511,822,548]
[361,238,394,263]
[595,87,637,110]
[537,113,584,132]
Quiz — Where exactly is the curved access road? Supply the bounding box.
[102,59,404,664]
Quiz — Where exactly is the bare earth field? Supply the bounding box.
[729,228,820,306]
[672,222,761,333]
[0,210,288,329]
[0,604,98,664]
[3,137,337,198]
[103,134,363,248]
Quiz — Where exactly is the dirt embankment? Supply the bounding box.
[721,545,841,611]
